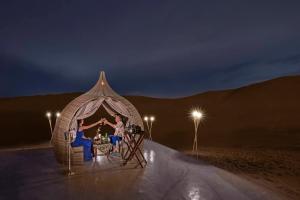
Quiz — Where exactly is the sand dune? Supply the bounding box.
[0,75,299,149]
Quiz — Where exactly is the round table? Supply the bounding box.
[93,141,111,157]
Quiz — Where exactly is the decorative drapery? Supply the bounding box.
[105,97,133,126]
[69,97,135,142]
[69,97,105,132]
[102,102,117,116]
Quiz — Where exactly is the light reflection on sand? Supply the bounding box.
[149,150,155,163]
[144,149,156,163]
[144,151,148,161]
[95,154,105,163]
[188,187,201,200]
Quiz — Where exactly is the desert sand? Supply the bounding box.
[0,75,300,199]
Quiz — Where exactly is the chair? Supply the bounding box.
[64,131,84,165]
[71,146,84,165]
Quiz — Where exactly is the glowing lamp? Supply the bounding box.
[150,116,155,122]
[46,112,51,118]
[190,108,205,159]
[191,110,202,119]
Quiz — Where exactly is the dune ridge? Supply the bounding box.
[0,75,299,149]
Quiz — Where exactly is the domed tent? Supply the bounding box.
[52,71,144,164]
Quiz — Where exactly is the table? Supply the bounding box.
[93,141,111,157]
[122,132,147,168]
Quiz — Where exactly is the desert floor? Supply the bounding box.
[185,147,300,200]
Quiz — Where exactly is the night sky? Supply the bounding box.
[1,0,300,98]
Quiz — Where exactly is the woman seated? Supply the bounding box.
[71,119,103,161]
[103,114,125,154]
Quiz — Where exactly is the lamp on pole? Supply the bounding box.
[144,116,149,132]
[56,112,61,118]
[46,111,61,143]
[144,115,155,140]
[46,111,73,175]
[46,112,53,134]
[149,116,155,140]
[191,109,203,159]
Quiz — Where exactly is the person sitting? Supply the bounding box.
[71,118,103,161]
[103,114,125,155]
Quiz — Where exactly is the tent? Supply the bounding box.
[52,71,144,164]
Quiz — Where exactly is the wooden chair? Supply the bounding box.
[64,131,84,165]
[71,146,84,165]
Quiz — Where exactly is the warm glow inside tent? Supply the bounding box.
[52,71,144,164]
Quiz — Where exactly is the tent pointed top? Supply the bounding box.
[96,70,108,87]
[99,71,106,86]
[87,70,118,97]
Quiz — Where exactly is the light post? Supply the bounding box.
[144,115,155,140]
[149,116,155,140]
[144,116,149,133]
[67,130,75,176]
[46,112,53,134]
[56,112,61,118]
[191,109,203,159]
[46,111,73,175]
[46,111,61,143]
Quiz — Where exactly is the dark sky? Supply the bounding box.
[1,0,300,98]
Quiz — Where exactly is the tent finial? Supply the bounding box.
[100,71,105,86]
[99,70,105,77]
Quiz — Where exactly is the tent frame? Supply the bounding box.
[52,71,144,168]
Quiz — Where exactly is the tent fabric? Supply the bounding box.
[105,98,132,124]
[102,102,117,116]
[69,98,105,132]
[52,71,144,164]
[68,97,135,142]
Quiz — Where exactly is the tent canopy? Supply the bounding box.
[52,71,144,163]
